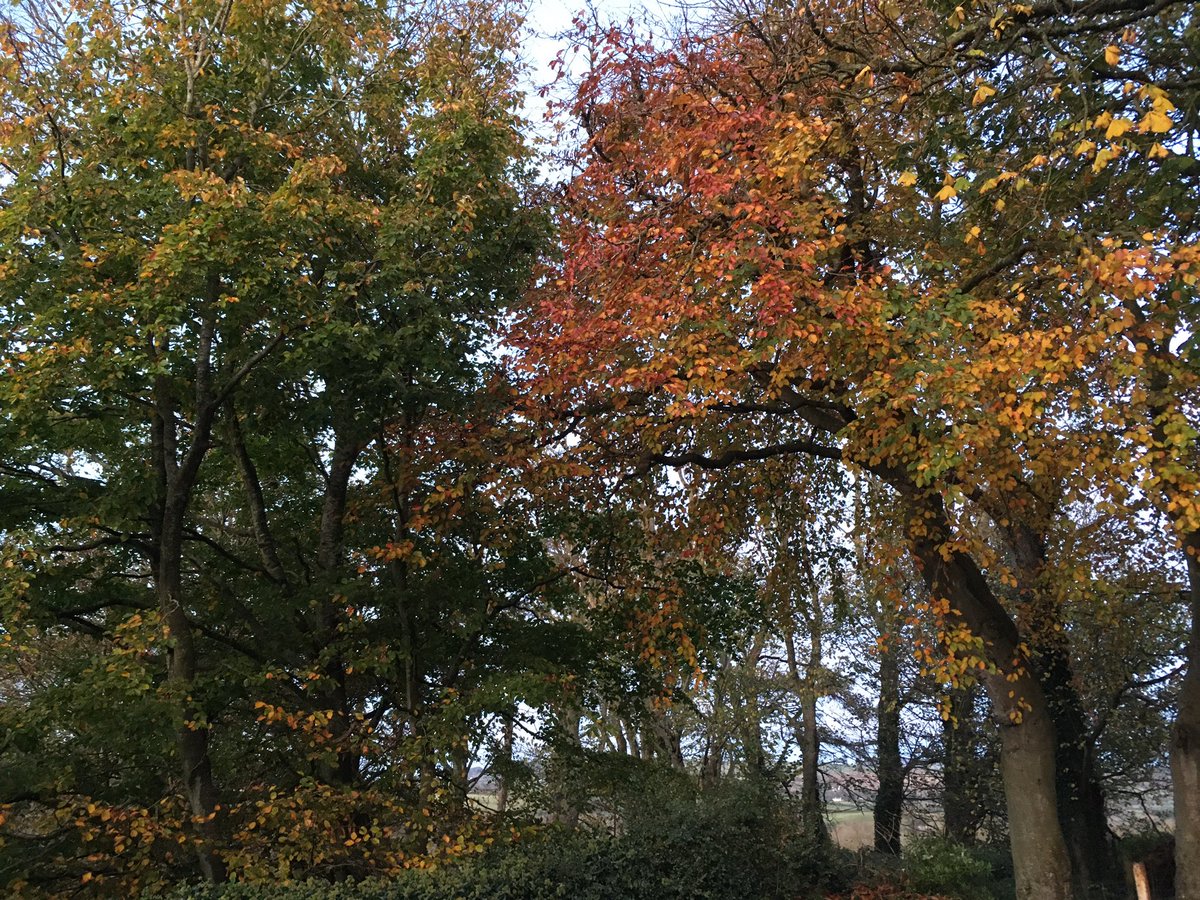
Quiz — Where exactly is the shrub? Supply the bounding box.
[157,780,848,900]
[901,836,995,900]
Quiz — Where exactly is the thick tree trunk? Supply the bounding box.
[701,740,723,788]
[909,497,1071,900]
[625,719,641,760]
[799,688,825,840]
[875,630,903,854]
[1004,522,1116,895]
[1041,642,1114,896]
[1134,368,1200,900]
[1174,532,1200,900]
[549,710,582,828]
[647,703,686,771]
[996,696,1072,900]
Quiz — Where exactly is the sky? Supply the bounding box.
[518,0,677,140]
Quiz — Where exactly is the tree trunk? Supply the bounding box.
[800,688,826,840]
[1174,531,1200,900]
[742,631,767,779]
[315,431,363,787]
[701,739,723,788]
[159,498,227,883]
[786,627,827,843]
[908,496,1071,900]
[1002,522,1115,896]
[152,358,226,883]
[496,713,513,815]
[646,702,686,770]
[379,427,428,792]
[996,695,1072,900]
[625,719,641,760]
[942,683,980,844]
[875,628,903,854]
[1041,643,1114,896]
[1132,366,1199,900]
[701,659,727,787]
[549,710,582,828]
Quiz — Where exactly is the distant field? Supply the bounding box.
[827,806,944,849]
[828,806,874,849]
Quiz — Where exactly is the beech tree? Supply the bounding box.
[513,2,1197,897]
[0,0,547,889]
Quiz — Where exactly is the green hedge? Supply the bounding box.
[161,784,845,900]
[901,836,1001,900]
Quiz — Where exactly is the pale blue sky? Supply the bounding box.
[518,0,676,133]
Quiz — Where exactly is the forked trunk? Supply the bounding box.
[908,497,1071,900]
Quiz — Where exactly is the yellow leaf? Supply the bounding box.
[935,184,957,202]
[1149,142,1169,159]
[972,82,997,106]
[1139,109,1173,133]
[1104,45,1120,66]
[897,171,917,187]
[1093,146,1119,172]
[1105,117,1132,140]
[1152,93,1176,114]
[1074,139,1096,156]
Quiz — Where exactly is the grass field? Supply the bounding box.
[828,806,874,849]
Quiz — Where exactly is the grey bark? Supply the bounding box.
[908,496,1071,900]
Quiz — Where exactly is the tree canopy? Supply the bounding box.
[0,1,1196,899]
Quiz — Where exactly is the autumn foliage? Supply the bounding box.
[0,0,1197,898]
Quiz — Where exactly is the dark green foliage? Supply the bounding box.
[159,790,844,900]
[900,836,1002,900]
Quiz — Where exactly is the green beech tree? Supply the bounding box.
[0,0,545,890]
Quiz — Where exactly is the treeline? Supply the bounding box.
[0,1,1196,899]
